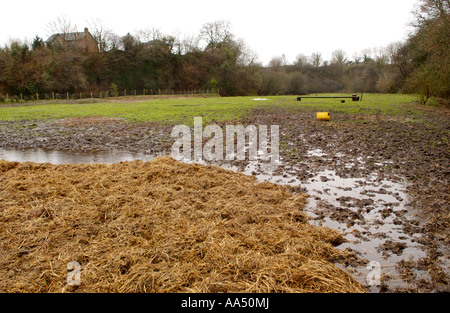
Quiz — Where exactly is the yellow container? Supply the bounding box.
[316,112,330,121]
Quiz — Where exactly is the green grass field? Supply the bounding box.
[0,94,422,125]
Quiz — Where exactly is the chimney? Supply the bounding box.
[84,27,89,34]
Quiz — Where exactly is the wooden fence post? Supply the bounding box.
[67,92,69,99]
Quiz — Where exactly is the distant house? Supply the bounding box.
[46,27,99,53]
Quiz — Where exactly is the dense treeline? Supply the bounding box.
[0,0,448,103]
[0,20,260,98]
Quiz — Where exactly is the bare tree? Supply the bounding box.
[46,15,78,36]
[268,56,284,70]
[200,20,234,50]
[230,38,258,66]
[385,42,402,64]
[311,52,322,68]
[106,33,122,50]
[331,49,347,64]
[87,18,116,52]
[243,42,259,66]
[135,27,164,43]
[351,52,362,64]
[179,33,201,54]
[373,46,390,64]
[361,48,375,62]
[413,0,449,27]
[293,53,309,70]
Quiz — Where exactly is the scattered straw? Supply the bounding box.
[0,156,365,293]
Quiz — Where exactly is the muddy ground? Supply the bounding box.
[0,104,448,293]
[241,107,449,293]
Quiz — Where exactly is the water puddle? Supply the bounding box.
[0,148,156,164]
[243,154,432,291]
[303,170,428,291]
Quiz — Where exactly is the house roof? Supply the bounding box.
[46,32,86,43]
[46,28,95,44]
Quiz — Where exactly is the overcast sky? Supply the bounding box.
[1,0,418,65]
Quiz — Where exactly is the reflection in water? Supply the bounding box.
[0,148,156,164]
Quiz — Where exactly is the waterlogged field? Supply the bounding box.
[0,94,420,124]
[0,93,448,293]
[0,95,268,124]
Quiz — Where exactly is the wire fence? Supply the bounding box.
[0,88,220,102]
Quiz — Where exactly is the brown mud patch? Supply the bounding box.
[53,116,126,127]
[237,106,449,292]
[0,119,173,154]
